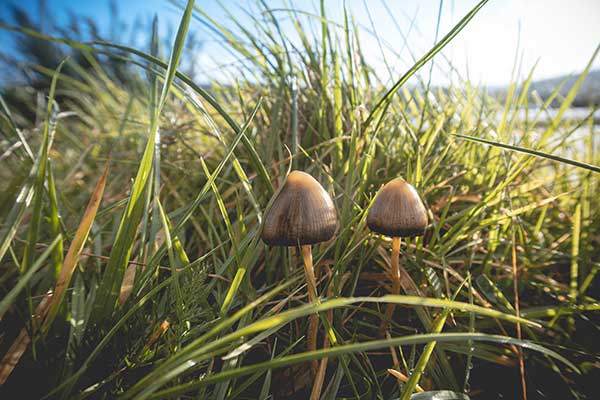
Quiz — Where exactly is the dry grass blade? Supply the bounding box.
[0,292,53,384]
[143,320,170,352]
[0,171,99,383]
[119,261,140,306]
[387,369,425,392]
[43,156,111,330]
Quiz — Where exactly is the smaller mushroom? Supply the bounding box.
[261,170,338,361]
[367,177,427,336]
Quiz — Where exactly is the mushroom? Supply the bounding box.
[367,177,427,335]
[261,170,338,358]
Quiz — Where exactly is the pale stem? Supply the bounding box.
[301,245,317,302]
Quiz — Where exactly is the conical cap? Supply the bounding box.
[367,178,427,237]
[261,171,338,246]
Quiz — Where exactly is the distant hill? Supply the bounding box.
[531,69,600,107]
[494,69,600,107]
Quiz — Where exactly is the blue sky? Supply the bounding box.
[1,0,599,86]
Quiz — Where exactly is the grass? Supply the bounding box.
[0,0,599,398]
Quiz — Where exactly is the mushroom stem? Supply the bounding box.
[301,245,318,302]
[301,244,319,369]
[380,236,401,336]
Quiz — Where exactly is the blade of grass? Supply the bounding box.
[401,272,468,399]
[363,0,489,131]
[155,199,185,322]
[148,332,576,399]
[0,94,34,161]
[91,0,195,321]
[570,204,581,302]
[0,234,62,319]
[0,285,56,384]
[15,59,64,270]
[454,134,600,173]
[46,162,64,281]
[43,157,111,331]
[139,14,161,266]
[511,226,527,400]
[43,245,224,399]
[117,278,297,399]
[125,293,541,399]
[0,21,274,196]
[198,157,243,316]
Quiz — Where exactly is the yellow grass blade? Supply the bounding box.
[43,157,111,330]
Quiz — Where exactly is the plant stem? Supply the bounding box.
[380,237,401,336]
[301,244,319,370]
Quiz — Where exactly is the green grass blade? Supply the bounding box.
[0,234,62,318]
[401,279,465,399]
[0,21,274,195]
[20,60,65,274]
[198,157,243,316]
[43,247,222,399]
[148,332,575,399]
[46,162,64,280]
[155,199,185,319]
[454,133,600,173]
[363,0,489,131]
[126,293,541,398]
[0,94,34,161]
[122,278,297,398]
[570,204,581,301]
[91,0,195,321]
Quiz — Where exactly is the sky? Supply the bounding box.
[1,0,599,87]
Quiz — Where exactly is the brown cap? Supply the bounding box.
[261,171,338,246]
[367,178,428,237]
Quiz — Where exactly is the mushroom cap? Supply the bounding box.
[367,177,428,237]
[261,170,338,246]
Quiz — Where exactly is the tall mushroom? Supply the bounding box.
[261,170,338,358]
[367,177,427,335]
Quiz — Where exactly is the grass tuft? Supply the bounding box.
[0,0,598,398]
